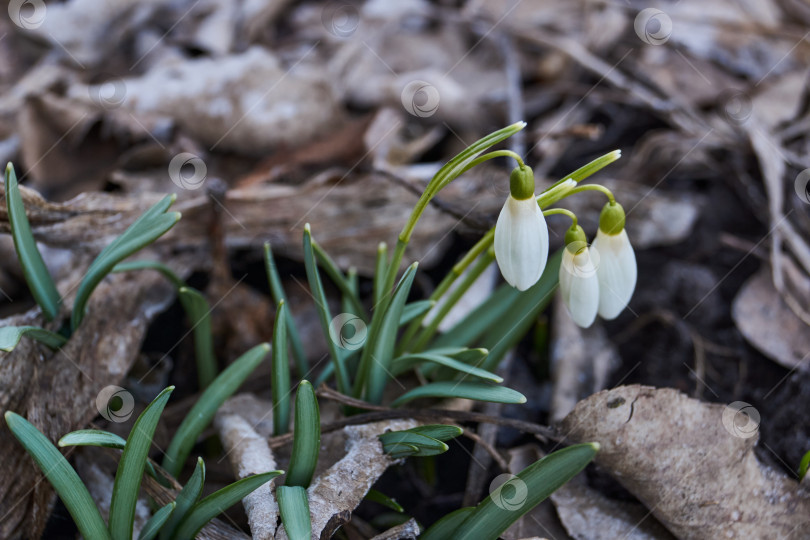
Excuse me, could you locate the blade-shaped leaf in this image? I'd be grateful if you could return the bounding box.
[373,242,387,307]
[303,225,350,394]
[172,471,282,539]
[161,457,205,540]
[364,263,418,404]
[312,241,367,322]
[72,195,179,330]
[277,485,311,540]
[420,507,475,540]
[272,301,291,435]
[404,424,463,442]
[450,443,599,539]
[112,260,185,289]
[0,325,67,352]
[364,489,404,513]
[163,343,269,477]
[379,431,448,453]
[264,243,307,379]
[430,284,519,350]
[59,429,126,449]
[285,380,320,488]
[4,412,110,540]
[138,502,175,540]
[4,163,61,321]
[178,287,217,389]
[391,353,501,383]
[391,382,526,407]
[109,386,174,540]
[399,300,435,326]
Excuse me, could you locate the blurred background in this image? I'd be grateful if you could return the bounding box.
[1,0,809,537]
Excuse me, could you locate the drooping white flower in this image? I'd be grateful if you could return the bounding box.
[495,195,549,291]
[559,232,600,328]
[592,202,636,319]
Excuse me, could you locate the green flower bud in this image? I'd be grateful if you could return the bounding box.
[598,201,626,235]
[509,165,535,201]
[564,224,587,246]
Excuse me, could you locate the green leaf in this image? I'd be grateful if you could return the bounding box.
[449,443,599,539]
[364,263,418,404]
[364,489,404,513]
[112,260,185,289]
[163,343,269,478]
[277,485,311,540]
[272,301,291,435]
[420,507,475,540]
[404,424,463,442]
[59,429,127,449]
[264,243,307,378]
[550,149,622,189]
[161,457,205,540]
[172,471,281,539]
[4,163,61,321]
[109,386,174,540]
[379,431,448,453]
[72,195,180,330]
[391,382,526,407]
[399,300,435,326]
[479,250,560,371]
[430,284,519,350]
[312,241,367,322]
[178,287,217,389]
[285,380,320,488]
[384,443,420,459]
[4,412,110,540]
[0,325,67,352]
[799,450,810,481]
[391,353,501,383]
[138,502,175,540]
[303,225,350,394]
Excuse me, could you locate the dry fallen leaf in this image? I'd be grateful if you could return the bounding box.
[561,385,810,539]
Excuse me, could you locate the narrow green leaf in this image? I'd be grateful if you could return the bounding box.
[163,343,269,477]
[404,424,463,442]
[161,457,205,540]
[303,225,350,394]
[430,284,519,350]
[379,431,448,453]
[373,242,387,307]
[109,386,174,540]
[272,301,291,435]
[178,287,217,389]
[172,471,281,539]
[391,353,501,383]
[285,381,320,488]
[550,149,622,189]
[4,412,110,540]
[479,251,560,371]
[450,443,599,539]
[138,502,175,540]
[59,429,126,449]
[420,507,475,540]
[365,263,418,404]
[277,485,311,540]
[72,196,180,330]
[399,300,435,326]
[384,443,420,459]
[112,260,185,289]
[364,489,404,513]
[391,382,526,407]
[0,325,67,352]
[264,243,307,378]
[799,450,810,481]
[4,163,61,321]
[312,241,367,322]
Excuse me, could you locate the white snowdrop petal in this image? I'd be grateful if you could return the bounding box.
[559,247,599,328]
[593,229,637,319]
[494,195,549,291]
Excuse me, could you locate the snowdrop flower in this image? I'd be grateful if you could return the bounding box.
[559,225,600,328]
[495,165,549,291]
[592,202,636,319]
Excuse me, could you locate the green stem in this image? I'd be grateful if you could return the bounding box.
[547,149,622,190]
[542,208,578,228]
[564,184,616,203]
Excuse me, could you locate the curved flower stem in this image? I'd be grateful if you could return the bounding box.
[543,208,578,228]
[564,184,616,204]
